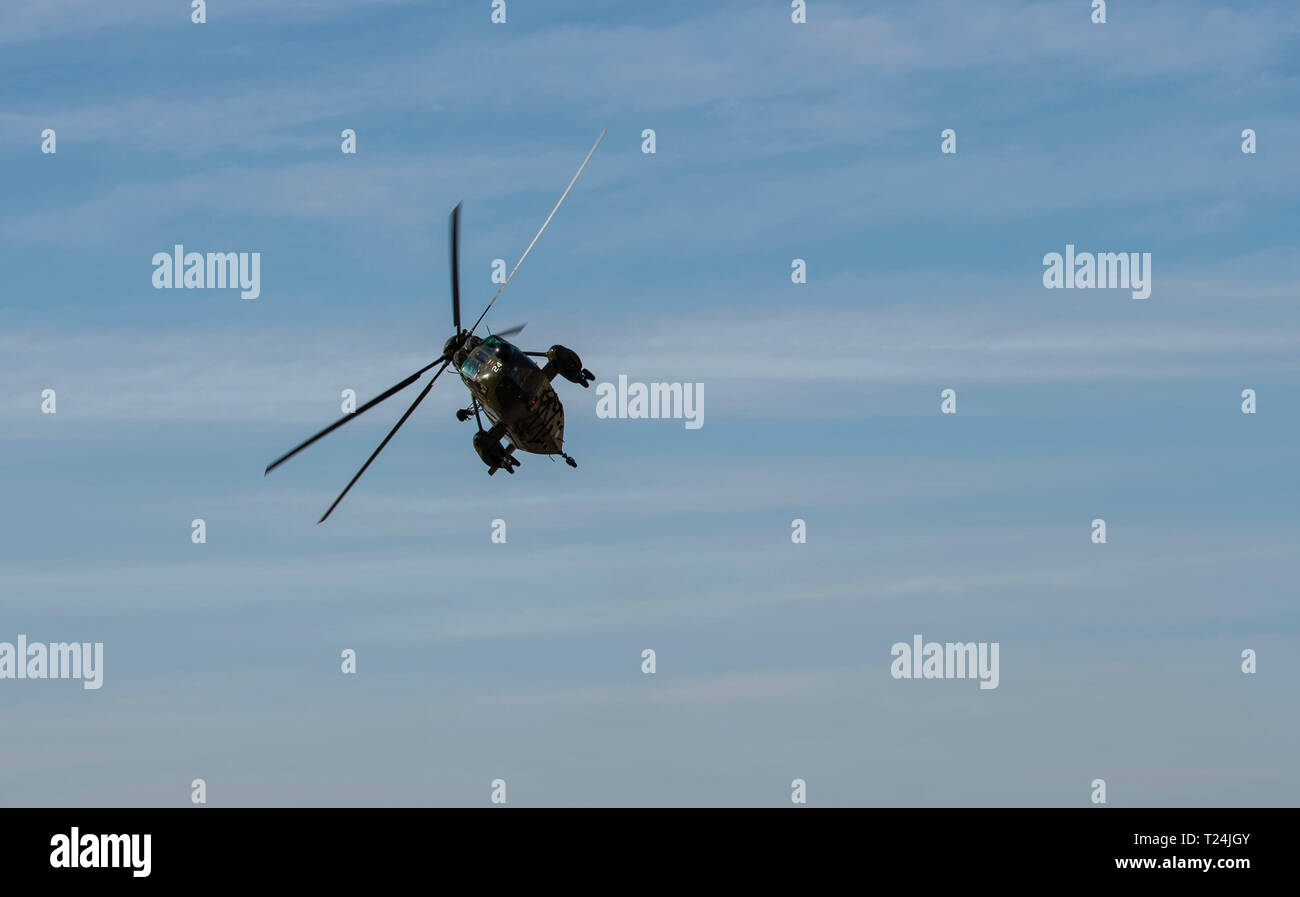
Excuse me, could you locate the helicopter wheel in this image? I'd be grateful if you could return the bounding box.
[564,454,578,468]
[455,408,471,422]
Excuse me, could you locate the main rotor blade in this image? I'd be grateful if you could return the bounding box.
[450,202,463,332]
[317,360,450,524]
[264,358,444,475]
[465,130,605,339]
[494,322,526,338]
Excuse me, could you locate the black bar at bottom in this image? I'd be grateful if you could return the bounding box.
[0,809,1279,883]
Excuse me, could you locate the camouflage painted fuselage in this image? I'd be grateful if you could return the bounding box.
[458,335,565,454]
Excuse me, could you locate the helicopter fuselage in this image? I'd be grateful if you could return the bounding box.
[457,335,565,455]
[264,132,604,519]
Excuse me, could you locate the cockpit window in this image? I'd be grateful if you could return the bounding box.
[461,335,537,394]
[460,354,482,379]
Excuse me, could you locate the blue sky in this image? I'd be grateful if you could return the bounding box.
[1,0,1298,806]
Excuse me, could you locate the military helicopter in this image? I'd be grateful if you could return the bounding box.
[265,132,605,523]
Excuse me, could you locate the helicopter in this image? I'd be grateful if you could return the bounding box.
[265,131,605,523]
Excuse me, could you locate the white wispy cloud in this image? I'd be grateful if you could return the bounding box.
[0,0,413,46]
[5,270,1298,431]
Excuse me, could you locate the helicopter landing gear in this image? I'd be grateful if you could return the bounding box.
[475,429,520,475]
[491,447,521,475]
[562,453,578,468]
[458,400,485,425]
